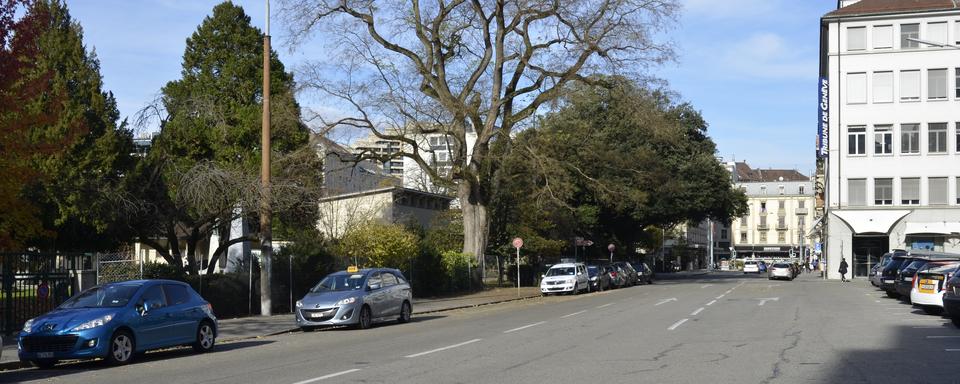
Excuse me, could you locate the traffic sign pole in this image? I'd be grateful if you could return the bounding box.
[513,238,523,297]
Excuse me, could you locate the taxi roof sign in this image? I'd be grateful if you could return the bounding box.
[346,266,359,273]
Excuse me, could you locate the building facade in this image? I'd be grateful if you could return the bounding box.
[821,0,960,280]
[729,162,816,260]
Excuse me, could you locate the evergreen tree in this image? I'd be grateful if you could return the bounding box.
[138,1,317,274]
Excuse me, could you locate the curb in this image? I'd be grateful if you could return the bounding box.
[413,294,543,315]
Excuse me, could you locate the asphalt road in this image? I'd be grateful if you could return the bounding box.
[4,272,960,384]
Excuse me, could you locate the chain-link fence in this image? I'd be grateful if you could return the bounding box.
[96,251,142,284]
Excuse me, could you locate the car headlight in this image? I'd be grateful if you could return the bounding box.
[71,314,114,331]
[567,279,576,284]
[337,297,357,306]
[295,300,303,308]
[22,318,35,333]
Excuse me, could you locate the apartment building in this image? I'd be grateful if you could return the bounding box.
[820,0,960,279]
[729,163,815,260]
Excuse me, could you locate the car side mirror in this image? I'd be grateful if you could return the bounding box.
[136,300,147,316]
[577,272,582,276]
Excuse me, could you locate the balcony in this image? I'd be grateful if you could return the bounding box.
[757,224,769,230]
[795,208,808,215]
[776,224,788,231]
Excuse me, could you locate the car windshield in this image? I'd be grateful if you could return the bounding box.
[745,261,757,265]
[311,273,366,292]
[773,263,790,268]
[904,260,927,271]
[546,267,575,277]
[587,266,598,276]
[59,284,141,309]
[924,263,960,274]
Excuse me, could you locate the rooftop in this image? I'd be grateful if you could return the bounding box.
[734,162,809,183]
[825,0,960,18]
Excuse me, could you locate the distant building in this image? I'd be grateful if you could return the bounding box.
[351,132,405,177]
[729,162,815,260]
[317,187,453,238]
[820,0,960,279]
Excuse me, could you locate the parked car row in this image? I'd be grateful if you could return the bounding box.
[540,261,652,296]
[871,250,960,324]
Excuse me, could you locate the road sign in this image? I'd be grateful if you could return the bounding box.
[608,244,615,252]
[512,238,523,248]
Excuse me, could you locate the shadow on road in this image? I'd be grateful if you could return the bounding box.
[0,340,274,383]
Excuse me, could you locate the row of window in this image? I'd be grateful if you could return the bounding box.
[752,200,807,212]
[740,214,807,228]
[739,229,805,244]
[846,21,960,52]
[846,177,960,206]
[847,123,960,156]
[845,69,960,104]
[752,185,807,195]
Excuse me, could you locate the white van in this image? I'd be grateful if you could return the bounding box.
[540,263,590,296]
[743,260,760,274]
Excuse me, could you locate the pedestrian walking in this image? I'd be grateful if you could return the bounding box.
[839,257,849,282]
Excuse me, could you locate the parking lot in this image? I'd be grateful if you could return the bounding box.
[4,271,959,384]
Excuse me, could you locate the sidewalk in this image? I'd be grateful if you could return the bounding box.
[1,286,542,368]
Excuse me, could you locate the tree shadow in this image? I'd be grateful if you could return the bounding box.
[0,340,273,383]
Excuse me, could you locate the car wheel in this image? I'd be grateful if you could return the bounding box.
[105,330,135,365]
[193,321,216,353]
[398,301,412,324]
[357,305,373,329]
[32,359,58,369]
[952,317,960,328]
[572,283,579,295]
[885,290,899,298]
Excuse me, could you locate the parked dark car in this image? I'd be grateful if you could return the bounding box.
[635,262,654,284]
[607,265,627,288]
[18,280,217,368]
[612,262,638,286]
[895,259,934,299]
[942,272,960,326]
[881,255,918,297]
[587,265,611,292]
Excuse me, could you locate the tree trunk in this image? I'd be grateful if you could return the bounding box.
[459,183,489,268]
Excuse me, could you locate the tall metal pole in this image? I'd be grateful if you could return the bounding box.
[259,0,273,316]
[708,220,714,270]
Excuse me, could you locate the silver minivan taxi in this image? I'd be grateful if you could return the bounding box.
[295,268,412,330]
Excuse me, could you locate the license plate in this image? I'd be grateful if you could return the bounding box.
[37,352,53,358]
[919,280,937,294]
[883,279,894,284]
[310,312,326,318]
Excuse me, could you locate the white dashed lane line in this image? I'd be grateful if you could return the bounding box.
[690,307,705,316]
[405,339,483,358]
[925,335,960,339]
[503,322,546,334]
[706,300,717,306]
[668,318,689,331]
[561,310,587,318]
[291,369,362,384]
[596,303,613,309]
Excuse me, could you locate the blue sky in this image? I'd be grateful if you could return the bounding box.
[65,0,837,174]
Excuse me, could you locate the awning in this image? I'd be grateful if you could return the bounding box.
[805,215,825,237]
[905,222,952,235]
[831,210,911,235]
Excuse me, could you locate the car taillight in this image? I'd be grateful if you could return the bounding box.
[912,275,918,287]
[611,272,618,278]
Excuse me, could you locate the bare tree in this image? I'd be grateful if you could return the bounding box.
[278,0,679,263]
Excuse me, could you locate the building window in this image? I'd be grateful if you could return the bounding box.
[927,22,948,45]
[847,72,867,104]
[901,23,919,49]
[873,25,893,49]
[847,26,866,51]
[760,185,767,195]
[874,125,893,154]
[799,185,805,195]
[740,232,747,242]
[928,69,947,100]
[778,185,785,195]
[778,200,785,209]
[956,21,960,45]
[901,178,920,205]
[777,232,785,243]
[900,70,920,101]
[760,201,767,213]
[720,229,727,239]
[799,199,805,208]
[956,68,960,98]
[799,216,806,228]
[901,124,920,154]
[760,216,767,227]
[929,123,947,153]
[956,178,960,204]
[957,122,960,153]
[848,126,866,155]
[759,232,767,243]
[874,178,893,205]
[848,179,867,206]
[929,177,948,205]
[873,71,894,103]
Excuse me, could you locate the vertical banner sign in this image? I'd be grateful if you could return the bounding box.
[817,77,829,157]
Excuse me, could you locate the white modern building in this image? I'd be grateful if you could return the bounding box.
[820,0,960,280]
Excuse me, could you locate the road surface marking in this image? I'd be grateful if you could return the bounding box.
[655,298,678,306]
[668,318,689,331]
[947,349,960,352]
[715,294,725,299]
[756,297,780,306]
[291,369,362,384]
[690,307,705,316]
[405,339,483,358]
[504,321,546,334]
[701,284,713,288]
[925,335,960,339]
[875,300,881,303]
[562,310,587,318]
[596,303,614,309]
[912,326,944,329]
[706,300,717,306]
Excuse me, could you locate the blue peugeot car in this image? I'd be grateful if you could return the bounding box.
[18,279,217,368]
